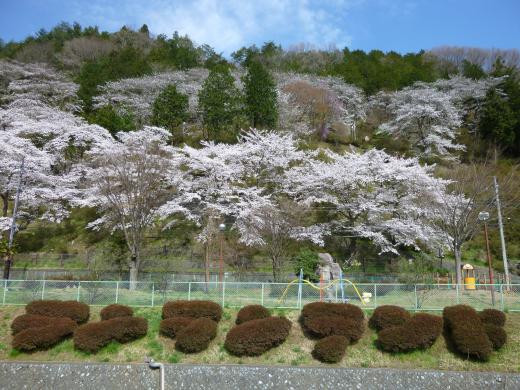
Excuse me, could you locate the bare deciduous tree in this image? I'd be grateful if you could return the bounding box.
[435,159,519,285]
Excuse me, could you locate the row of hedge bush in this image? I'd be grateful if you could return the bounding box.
[10,300,508,362]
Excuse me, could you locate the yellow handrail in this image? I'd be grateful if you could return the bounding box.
[278,278,366,305]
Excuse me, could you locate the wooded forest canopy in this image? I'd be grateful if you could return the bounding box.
[1,22,520,284]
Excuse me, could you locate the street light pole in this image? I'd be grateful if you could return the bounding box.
[478,211,495,306]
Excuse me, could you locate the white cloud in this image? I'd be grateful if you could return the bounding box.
[72,0,359,54]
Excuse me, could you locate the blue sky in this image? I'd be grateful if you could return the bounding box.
[1,0,519,55]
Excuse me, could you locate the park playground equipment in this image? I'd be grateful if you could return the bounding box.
[463,264,476,290]
[278,269,367,305]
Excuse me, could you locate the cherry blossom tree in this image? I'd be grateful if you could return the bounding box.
[375,86,464,159]
[79,126,180,288]
[0,97,113,231]
[283,148,449,257]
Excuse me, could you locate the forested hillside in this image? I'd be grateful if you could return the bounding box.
[1,22,519,283]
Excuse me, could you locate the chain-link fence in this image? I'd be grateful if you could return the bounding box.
[2,280,520,311]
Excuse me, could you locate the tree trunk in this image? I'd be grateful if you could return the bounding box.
[1,192,8,218]
[454,246,463,286]
[129,253,139,291]
[272,255,282,282]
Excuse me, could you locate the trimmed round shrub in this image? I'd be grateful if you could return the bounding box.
[301,302,364,325]
[159,317,194,339]
[175,318,217,353]
[11,314,60,335]
[484,324,507,350]
[12,317,77,352]
[450,322,493,361]
[479,309,506,327]
[110,316,148,343]
[443,304,493,361]
[236,305,271,325]
[100,304,134,321]
[312,335,349,363]
[73,322,113,353]
[73,316,148,353]
[369,305,411,331]
[225,316,292,356]
[443,305,478,329]
[162,300,222,322]
[303,315,364,342]
[26,300,90,324]
[376,313,443,353]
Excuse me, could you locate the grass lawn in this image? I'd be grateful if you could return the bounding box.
[0,306,519,372]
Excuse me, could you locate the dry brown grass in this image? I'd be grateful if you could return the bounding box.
[0,305,519,372]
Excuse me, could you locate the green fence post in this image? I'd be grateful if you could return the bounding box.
[500,284,504,311]
[414,285,418,311]
[222,281,225,307]
[77,281,81,302]
[2,280,7,305]
[374,284,377,308]
[41,279,46,300]
[151,282,155,308]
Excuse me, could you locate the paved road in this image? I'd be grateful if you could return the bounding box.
[0,362,518,389]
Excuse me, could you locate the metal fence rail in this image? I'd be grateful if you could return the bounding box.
[1,280,520,311]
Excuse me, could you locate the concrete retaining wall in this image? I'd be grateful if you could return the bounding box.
[0,362,519,389]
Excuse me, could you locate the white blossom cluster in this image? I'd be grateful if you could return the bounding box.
[0,60,80,111]
[373,76,502,159]
[93,69,211,123]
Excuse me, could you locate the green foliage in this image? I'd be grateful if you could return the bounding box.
[329,49,437,95]
[88,105,136,135]
[243,61,278,128]
[0,22,109,60]
[462,60,486,80]
[0,239,16,258]
[148,31,201,70]
[198,66,245,142]
[479,67,520,155]
[397,252,438,284]
[292,248,320,282]
[77,46,152,112]
[151,84,188,141]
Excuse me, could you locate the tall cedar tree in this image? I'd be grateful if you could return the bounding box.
[198,66,244,142]
[243,61,278,129]
[151,84,188,142]
[479,60,520,155]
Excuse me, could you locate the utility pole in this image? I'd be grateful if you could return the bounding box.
[3,158,25,280]
[479,211,495,306]
[494,176,510,286]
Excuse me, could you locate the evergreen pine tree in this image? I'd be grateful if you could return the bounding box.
[198,66,244,142]
[243,61,278,128]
